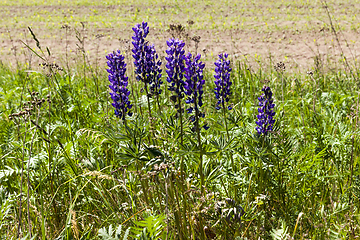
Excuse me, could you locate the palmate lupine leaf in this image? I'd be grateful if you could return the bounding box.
[131,215,166,240]
[98,224,130,240]
[203,160,224,184]
[76,128,129,146]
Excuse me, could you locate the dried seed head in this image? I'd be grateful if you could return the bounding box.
[274,62,286,72]
[191,35,201,43]
[95,33,104,39]
[61,24,70,30]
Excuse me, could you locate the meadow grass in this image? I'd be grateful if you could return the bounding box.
[0,24,359,238]
[0,1,360,239]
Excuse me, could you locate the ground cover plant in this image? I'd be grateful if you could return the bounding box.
[1,1,360,240]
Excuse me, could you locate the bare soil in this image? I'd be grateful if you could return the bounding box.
[1,2,360,73]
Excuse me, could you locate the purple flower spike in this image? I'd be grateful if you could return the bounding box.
[132,22,150,83]
[106,50,133,120]
[256,86,276,136]
[132,22,162,94]
[148,44,163,96]
[214,53,232,110]
[165,38,186,99]
[184,52,208,131]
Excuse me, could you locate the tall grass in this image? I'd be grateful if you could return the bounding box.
[0,25,359,240]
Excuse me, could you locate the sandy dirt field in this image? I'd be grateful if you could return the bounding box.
[1,0,360,72]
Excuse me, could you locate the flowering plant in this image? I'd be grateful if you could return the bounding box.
[132,22,162,97]
[165,38,186,100]
[184,53,208,131]
[256,86,275,135]
[214,53,232,110]
[106,50,132,120]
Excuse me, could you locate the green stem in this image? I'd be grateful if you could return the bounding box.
[194,99,203,194]
[144,83,155,145]
[221,101,230,141]
[178,96,184,146]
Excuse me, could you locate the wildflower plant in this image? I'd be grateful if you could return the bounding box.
[166,39,186,105]
[184,52,206,193]
[106,50,132,121]
[165,38,186,143]
[132,22,150,83]
[184,53,207,131]
[214,53,232,111]
[214,53,232,139]
[148,45,163,97]
[132,22,162,115]
[256,85,275,136]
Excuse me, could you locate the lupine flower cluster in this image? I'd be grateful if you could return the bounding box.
[214,53,232,110]
[184,53,208,131]
[106,50,132,120]
[108,21,276,138]
[132,21,162,96]
[165,38,186,100]
[132,22,149,83]
[147,45,163,96]
[256,86,275,135]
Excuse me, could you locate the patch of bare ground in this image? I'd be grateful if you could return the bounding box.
[1,1,360,73]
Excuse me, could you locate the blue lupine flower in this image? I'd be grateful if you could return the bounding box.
[106,50,133,120]
[214,53,232,110]
[132,22,150,83]
[132,22,162,95]
[165,38,186,99]
[147,44,163,96]
[184,53,208,131]
[256,86,275,135]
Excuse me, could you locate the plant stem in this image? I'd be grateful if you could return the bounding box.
[144,83,155,145]
[194,99,204,194]
[178,96,184,146]
[221,96,230,141]
[17,117,28,239]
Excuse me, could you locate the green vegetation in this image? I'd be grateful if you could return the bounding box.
[0,25,359,238]
[0,1,360,239]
